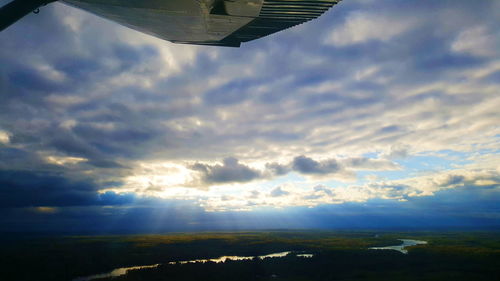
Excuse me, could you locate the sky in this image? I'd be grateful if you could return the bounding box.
[0,0,499,233]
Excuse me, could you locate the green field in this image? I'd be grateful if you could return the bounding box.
[1,231,499,281]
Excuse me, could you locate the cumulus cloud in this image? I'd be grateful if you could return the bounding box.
[292,155,340,174]
[197,166,500,211]
[265,162,290,176]
[313,185,333,196]
[190,157,261,184]
[182,155,399,187]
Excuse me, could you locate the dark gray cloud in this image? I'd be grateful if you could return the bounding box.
[292,155,341,175]
[188,154,402,186]
[313,185,333,196]
[188,155,402,186]
[265,162,290,176]
[190,157,261,184]
[0,181,498,234]
[0,170,134,208]
[444,174,466,186]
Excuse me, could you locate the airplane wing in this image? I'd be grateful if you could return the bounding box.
[1,0,342,47]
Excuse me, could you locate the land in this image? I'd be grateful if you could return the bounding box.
[0,230,499,281]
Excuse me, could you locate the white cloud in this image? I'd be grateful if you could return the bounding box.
[44,155,87,166]
[0,130,10,144]
[82,151,499,212]
[1,0,499,214]
[451,26,498,57]
[326,12,416,46]
[197,165,499,211]
[341,157,401,171]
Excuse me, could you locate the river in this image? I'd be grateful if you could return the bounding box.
[73,239,428,281]
[72,251,313,281]
[369,239,428,254]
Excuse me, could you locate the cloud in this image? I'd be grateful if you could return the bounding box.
[270,186,290,197]
[190,157,261,184]
[0,170,135,208]
[190,159,500,211]
[265,162,290,176]
[248,190,260,199]
[0,130,10,144]
[1,185,498,233]
[2,0,498,166]
[185,155,394,187]
[341,157,400,170]
[0,0,498,221]
[383,144,410,159]
[451,26,499,57]
[292,155,341,175]
[326,11,416,46]
[313,185,333,196]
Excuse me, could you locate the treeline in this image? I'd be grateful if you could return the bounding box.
[0,231,498,281]
[0,231,397,281]
[101,249,499,281]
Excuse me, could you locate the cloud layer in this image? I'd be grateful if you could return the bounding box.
[0,0,498,231]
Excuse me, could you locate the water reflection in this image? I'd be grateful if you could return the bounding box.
[171,251,294,264]
[72,264,160,281]
[72,251,312,281]
[297,253,313,258]
[369,239,428,254]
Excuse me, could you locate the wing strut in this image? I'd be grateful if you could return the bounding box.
[0,0,56,32]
